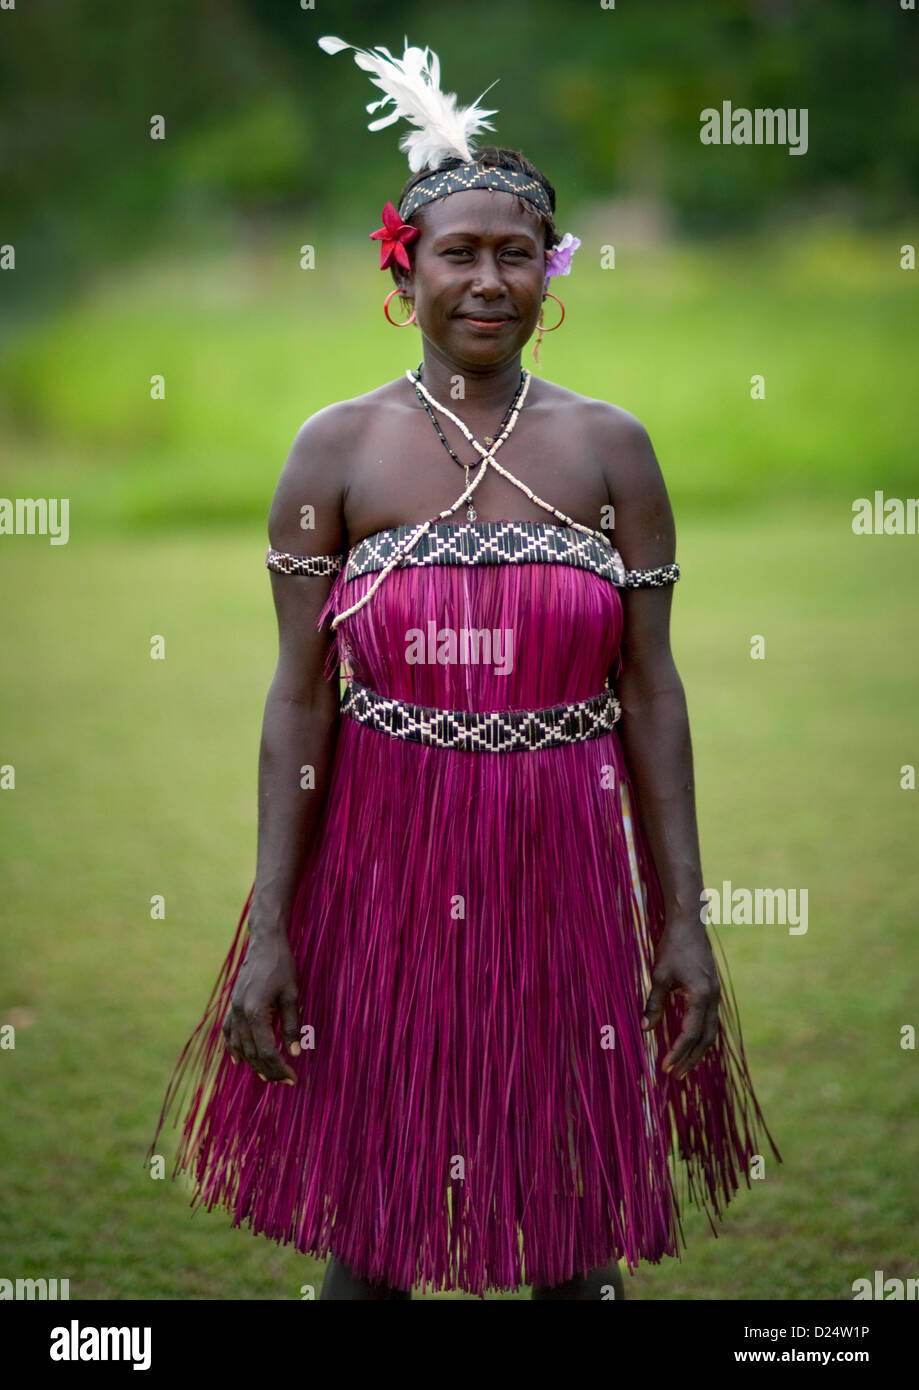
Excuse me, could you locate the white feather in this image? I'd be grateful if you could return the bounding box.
[318,34,499,173]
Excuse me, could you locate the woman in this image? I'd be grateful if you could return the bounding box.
[152,38,779,1301]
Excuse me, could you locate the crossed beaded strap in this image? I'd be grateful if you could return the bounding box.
[408,367,616,548]
[327,371,535,630]
[408,375,683,588]
[328,368,637,631]
[264,368,680,603]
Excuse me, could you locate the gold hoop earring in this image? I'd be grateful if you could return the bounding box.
[538,292,565,331]
[532,292,565,365]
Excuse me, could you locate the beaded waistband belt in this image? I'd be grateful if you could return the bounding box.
[340,679,621,752]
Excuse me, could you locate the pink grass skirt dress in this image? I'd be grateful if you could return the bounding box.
[152,520,780,1297]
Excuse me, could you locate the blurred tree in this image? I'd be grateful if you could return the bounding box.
[1,0,915,322]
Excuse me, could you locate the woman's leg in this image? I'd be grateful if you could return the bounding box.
[320,1254,412,1301]
[531,1260,626,1301]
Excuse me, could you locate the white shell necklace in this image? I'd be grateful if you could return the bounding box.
[330,364,610,630]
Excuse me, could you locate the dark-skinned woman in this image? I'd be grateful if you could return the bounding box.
[151,35,780,1302]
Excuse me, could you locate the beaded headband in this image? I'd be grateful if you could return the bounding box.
[397,164,553,224]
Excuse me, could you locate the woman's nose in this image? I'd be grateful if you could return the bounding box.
[471,264,505,293]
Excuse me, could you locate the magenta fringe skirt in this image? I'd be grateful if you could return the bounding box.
[152,558,780,1296]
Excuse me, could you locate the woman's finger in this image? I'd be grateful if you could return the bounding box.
[249,1010,297,1082]
[222,1013,242,1065]
[642,979,669,1031]
[671,1005,719,1077]
[661,999,706,1074]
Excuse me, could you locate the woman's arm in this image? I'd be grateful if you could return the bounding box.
[598,407,721,1080]
[222,409,349,1083]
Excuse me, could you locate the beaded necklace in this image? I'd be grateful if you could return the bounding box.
[407,367,614,545]
[411,360,527,522]
[331,369,530,629]
[330,363,613,631]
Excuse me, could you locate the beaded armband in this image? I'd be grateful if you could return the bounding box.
[265,547,344,576]
[622,562,680,588]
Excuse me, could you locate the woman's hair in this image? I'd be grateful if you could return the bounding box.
[390,145,560,297]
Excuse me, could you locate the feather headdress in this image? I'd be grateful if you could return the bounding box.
[318,34,499,173]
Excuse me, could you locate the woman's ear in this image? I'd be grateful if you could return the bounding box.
[391,269,414,302]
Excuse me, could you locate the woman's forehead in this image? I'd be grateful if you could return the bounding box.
[415,188,543,237]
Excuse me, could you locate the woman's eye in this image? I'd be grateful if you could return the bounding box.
[444,248,528,258]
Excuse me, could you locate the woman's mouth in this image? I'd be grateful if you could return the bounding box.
[460,315,514,330]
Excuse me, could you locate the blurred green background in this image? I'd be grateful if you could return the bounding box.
[1,0,917,1300]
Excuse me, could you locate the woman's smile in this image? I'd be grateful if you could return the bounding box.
[459,314,515,330]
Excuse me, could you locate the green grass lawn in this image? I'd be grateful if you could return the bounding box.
[0,222,915,531]
[1,504,916,1299]
[1,224,916,1297]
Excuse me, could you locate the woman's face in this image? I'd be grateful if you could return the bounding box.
[394,188,548,365]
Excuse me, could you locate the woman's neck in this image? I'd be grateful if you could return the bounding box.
[415,350,528,419]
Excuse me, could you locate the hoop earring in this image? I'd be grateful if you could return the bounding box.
[532,292,564,366]
[384,287,416,327]
[538,292,565,331]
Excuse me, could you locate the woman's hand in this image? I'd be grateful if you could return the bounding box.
[641,921,721,1079]
[222,930,300,1083]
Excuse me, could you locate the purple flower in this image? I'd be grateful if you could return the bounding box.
[544,232,581,284]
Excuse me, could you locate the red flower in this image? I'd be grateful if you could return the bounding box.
[369,200,420,271]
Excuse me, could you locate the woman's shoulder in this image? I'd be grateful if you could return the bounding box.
[532,379,653,464]
[544,378,648,432]
[294,377,653,473]
[285,382,400,464]
[307,376,646,428]
[295,381,397,431]
[533,384,673,562]
[293,379,412,447]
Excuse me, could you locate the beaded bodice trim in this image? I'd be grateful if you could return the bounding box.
[342,521,629,584]
[265,521,680,590]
